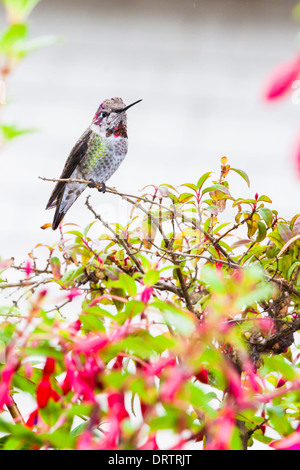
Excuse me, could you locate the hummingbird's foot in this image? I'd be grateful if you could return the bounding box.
[88,179,106,193]
[88,178,97,189]
[99,182,106,193]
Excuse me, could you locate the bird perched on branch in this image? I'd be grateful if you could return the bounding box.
[46,97,142,230]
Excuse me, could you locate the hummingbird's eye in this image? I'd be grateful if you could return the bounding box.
[101,111,108,118]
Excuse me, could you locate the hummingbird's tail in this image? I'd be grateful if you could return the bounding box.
[46,181,87,230]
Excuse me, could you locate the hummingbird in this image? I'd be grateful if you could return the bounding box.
[46,97,142,230]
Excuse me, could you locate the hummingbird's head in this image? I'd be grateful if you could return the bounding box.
[92,97,142,136]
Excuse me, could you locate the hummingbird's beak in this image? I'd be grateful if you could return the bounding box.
[117,99,142,113]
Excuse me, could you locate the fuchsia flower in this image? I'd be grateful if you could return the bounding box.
[139,433,159,450]
[276,377,286,388]
[263,55,300,101]
[224,364,248,406]
[195,367,209,385]
[67,319,81,335]
[25,408,39,428]
[76,430,96,450]
[107,391,129,422]
[60,355,98,402]
[66,288,82,301]
[74,334,109,354]
[36,357,59,409]
[144,356,176,377]
[36,376,52,409]
[0,362,17,410]
[160,368,191,401]
[141,286,153,304]
[90,391,129,449]
[205,407,236,450]
[25,260,33,277]
[270,431,300,450]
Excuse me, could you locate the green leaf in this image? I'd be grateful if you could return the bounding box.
[268,231,285,249]
[202,184,230,196]
[262,356,295,381]
[234,282,272,309]
[258,207,273,228]
[0,124,35,141]
[267,406,294,436]
[0,23,27,55]
[230,168,250,187]
[197,171,212,190]
[232,198,257,207]
[184,382,217,417]
[200,265,226,294]
[70,422,88,437]
[79,313,105,333]
[287,261,300,281]
[255,221,267,242]
[277,223,293,243]
[151,299,195,335]
[119,274,137,297]
[144,269,160,286]
[257,195,272,203]
[178,192,194,203]
[180,183,198,192]
[14,34,59,58]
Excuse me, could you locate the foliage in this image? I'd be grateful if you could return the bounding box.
[0,158,300,450]
[0,0,57,146]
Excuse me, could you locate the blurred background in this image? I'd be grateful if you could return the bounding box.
[0,0,300,260]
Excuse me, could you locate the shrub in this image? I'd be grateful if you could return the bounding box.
[1,157,300,450]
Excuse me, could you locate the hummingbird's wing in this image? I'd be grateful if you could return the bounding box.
[46,128,92,210]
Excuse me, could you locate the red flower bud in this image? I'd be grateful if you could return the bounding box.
[37,376,52,408]
[195,367,209,384]
[43,357,55,377]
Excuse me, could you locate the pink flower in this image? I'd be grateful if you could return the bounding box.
[160,368,190,401]
[60,355,97,402]
[141,286,153,304]
[76,430,96,450]
[74,334,109,354]
[96,391,129,448]
[144,357,176,377]
[60,369,72,396]
[67,319,81,335]
[66,288,82,301]
[139,433,159,450]
[25,260,33,277]
[107,392,128,421]
[0,362,16,410]
[25,408,39,428]
[243,359,261,393]
[263,55,300,100]
[205,407,236,450]
[270,432,300,450]
[0,382,10,409]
